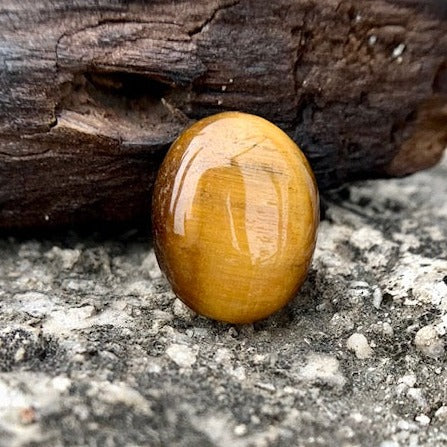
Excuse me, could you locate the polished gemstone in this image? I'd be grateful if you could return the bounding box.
[152,112,319,323]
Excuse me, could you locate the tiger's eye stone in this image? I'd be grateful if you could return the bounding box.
[152,112,319,324]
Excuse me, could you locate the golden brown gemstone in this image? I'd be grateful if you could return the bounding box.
[152,112,319,324]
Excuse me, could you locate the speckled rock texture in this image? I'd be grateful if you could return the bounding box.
[0,156,446,447]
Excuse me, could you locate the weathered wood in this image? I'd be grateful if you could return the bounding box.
[0,0,446,229]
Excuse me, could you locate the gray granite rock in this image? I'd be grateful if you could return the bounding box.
[0,156,446,447]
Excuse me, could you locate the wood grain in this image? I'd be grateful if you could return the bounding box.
[0,0,446,229]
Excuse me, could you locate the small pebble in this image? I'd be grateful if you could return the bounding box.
[434,406,447,421]
[398,374,417,388]
[414,325,444,358]
[415,414,430,426]
[214,348,232,364]
[406,388,426,407]
[373,287,383,309]
[397,420,417,432]
[234,424,247,436]
[230,366,246,381]
[255,382,276,392]
[52,376,72,393]
[347,333,373,359]
[166,344,197,368]
[172,300,196,321]
[382,322,394,337]
[14,347,26,362]
[299,354,346,388]
[348,412,364,423]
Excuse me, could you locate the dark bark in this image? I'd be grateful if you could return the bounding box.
[0,0,446,229]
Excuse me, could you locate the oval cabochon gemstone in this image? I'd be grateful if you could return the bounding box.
[152,112,319,324]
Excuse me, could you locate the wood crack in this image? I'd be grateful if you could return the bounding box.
[188,0,241,36]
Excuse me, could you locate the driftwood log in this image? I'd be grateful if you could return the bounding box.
[0,0,446,230]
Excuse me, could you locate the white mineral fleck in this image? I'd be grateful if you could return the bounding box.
[398,374,416,388]
[415,414,430,426]
[166,344,197,368]
[14,347,26,362]
[234,424,247,436]
[392,43,406,58]
[350,227,384,250]
[51,376,72,393]
[214,348,232,364]
[299,354,346,388]
[380,441,399,447]
[368,35,377,46]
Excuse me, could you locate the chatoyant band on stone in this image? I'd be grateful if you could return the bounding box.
[152,112,319,324]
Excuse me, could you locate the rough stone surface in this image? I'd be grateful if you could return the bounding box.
[0,155,446,447]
